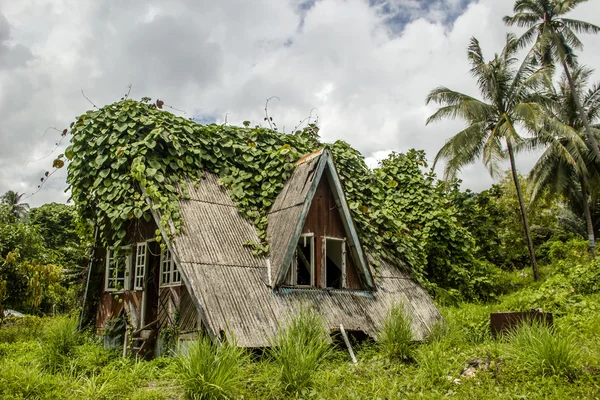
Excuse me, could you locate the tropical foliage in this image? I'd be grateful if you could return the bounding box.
[504,0,600,160]
[426,34,545,280]
[0,201,87,314]
[0,191,29,220]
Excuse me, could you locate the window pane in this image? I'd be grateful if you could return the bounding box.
[134,243,146,290]
[161,249,172,286]
[295,236,313,286]
[172,261,181,284]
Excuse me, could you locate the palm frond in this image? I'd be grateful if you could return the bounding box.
[433,122,488,180]
[561,18,600,35]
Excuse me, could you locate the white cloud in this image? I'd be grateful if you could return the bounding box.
[0,0,599,207]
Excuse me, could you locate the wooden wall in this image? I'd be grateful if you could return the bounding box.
[301,176,362,289]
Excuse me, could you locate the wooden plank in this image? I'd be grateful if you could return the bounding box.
[340,324,358,365]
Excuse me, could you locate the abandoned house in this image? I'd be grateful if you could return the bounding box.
[86,148,441,356]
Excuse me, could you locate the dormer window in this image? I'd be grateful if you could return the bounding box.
[289,234,315,287]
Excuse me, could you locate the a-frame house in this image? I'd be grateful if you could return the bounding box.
[90,148,441,354]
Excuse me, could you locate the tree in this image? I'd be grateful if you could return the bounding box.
[0,191,30,220]
[527,66,600,255]
[504,0,600,160]
[426,34,546,281]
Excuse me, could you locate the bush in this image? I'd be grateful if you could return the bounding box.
[507,321,581,379]
[39,316,82,372]
[378,302,414,361]
[174,334,247,400]
[0,315,44,343]
[269,308,332,394]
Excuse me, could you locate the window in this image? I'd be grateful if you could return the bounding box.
[324,237,346,289]
[160,248,181,286]
[290,234,315,286]
[134,242,147,291]
[105,248,131,291]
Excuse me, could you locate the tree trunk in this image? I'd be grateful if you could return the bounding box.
[506,139,540,281]
[563,63,600,161]
[580,177,596,258]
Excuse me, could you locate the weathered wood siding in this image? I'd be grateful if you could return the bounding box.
[96,220,161,331]
[302,177,362,289]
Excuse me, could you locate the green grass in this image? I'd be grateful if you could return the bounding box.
[506,321,581,379]
[268,307,332,394]
[39,316,82,372]
[1,266,600,399]
[378,301,415,360]
[173,334,248,400]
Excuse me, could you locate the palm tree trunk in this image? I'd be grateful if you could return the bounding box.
[506,139,540,281]
[580,177,596,258]
[563,63,600,161]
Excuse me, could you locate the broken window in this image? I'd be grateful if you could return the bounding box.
[106,248,131,291]
[134,242,147,291]
[290,234,315,286]
[324,237,346,289]
[160,248,181,286]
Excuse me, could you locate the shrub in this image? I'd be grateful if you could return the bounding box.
[378,302,414,361]
[0,315,44,343]
[174,334,247,400]
[39,316,82,372]
[507,321,581,379]
[269,308,332,394]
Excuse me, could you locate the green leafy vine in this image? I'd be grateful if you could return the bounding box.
[58,98,488,297]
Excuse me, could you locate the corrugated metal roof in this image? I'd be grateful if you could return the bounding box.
[181,173,233,206]
[166,161,441,348]
[178,257,441,347]
[172,177,264,268]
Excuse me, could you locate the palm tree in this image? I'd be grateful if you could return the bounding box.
[527,66,600,255]
[426,34,546,281]
[1,191,30,220]
[504,0,600,160]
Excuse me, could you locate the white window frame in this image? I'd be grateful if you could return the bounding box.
[160,248,181,287]
[290,233,315,287]
[322,237,347,289]
[105,246,132,292]
[134,242,147,291]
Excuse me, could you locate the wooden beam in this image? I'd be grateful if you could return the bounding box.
[340,324,357,365]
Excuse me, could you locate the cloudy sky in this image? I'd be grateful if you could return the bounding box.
[1,0,599,207]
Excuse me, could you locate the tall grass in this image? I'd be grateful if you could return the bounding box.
[269,308,332,394]
[507,321,581,379]
[38,316,82,372]
[174,334,247,400]
[378,301,414,360]
[415,340,452,385]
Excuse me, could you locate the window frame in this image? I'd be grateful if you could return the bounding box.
[160,248,181,287]
[322,236,347,289]
[290,233,315,287]
[105,246,132,292]
[133,242,147,291]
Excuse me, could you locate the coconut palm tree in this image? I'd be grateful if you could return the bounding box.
[1,190,30,220]
[527,66,600,255]
[504,0,600,160]
[426,34,547,281]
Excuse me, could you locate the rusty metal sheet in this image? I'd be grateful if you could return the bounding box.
[490,311,553,337]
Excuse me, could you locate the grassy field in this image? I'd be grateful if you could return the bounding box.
[1,267,599,399]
